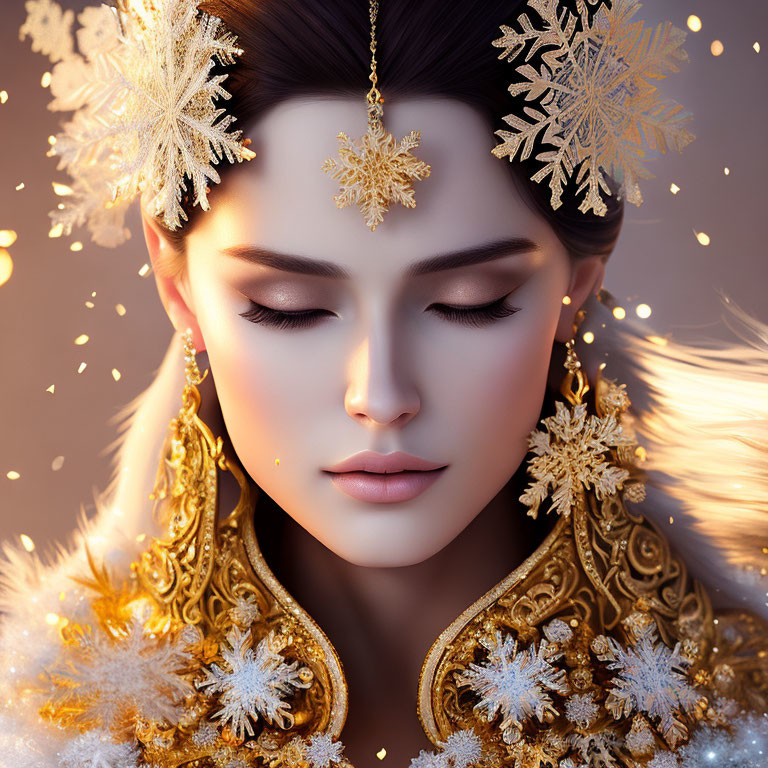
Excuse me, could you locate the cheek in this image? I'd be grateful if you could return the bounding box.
[193,285,342,503]
[435,295,562,480]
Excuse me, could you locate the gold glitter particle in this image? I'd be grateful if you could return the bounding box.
[70,241,83,252]
[562,295,572,305]
[45,613,60,626]
[51,456,65,471]
[41,71,52,87]
[669,516,675,524]
[636,303,652,319]
[670,183,680,195]
[754,42,761,53]
[52,182,73,196]
[275,458,280,466]
[0,249,12,288]
[48,222,64,238]
[85,301,94,308]
[47,135,56,145]
[636,446,648,462]
[376,748,387,760]
[15,182,24,191]
[115,303,126,316]
[138,263,150,277]
[724,167,730,176]
[74,334,89,345]
[6,471,20,480]
[0,91,7,104]
[696,231,711,246]
[77,362,87,374]
[687,15,702,32]
[111,368,121,381]
[91,291,96,297]
[583,331,595,344]
[46,384,55,394]
[20,534,35,552]
[710,40,724,56]
[612,307,626,320]
[137,533,147,543]
[0,230,18,248]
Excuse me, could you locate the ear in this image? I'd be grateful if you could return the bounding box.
[141,206,206,352]
[554,255,606,343]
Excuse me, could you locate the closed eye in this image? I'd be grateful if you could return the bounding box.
[239,293,521,330]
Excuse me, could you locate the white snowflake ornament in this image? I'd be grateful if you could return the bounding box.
[305,732,346,768]
[48,617,192,731]
[58,728,140,768]
[565,692,600,729]
[592,620,702,747]
[456,631,569,742]
[440,728,483,768]
[407,729,482,768]
[198,627,311,739]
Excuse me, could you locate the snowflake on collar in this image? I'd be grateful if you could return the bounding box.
[456,631,569,743]
[197,627,312,740]
[591,618,703,747]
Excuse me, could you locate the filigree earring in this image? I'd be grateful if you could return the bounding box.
[322,0,432,231]
[518,333,646,521]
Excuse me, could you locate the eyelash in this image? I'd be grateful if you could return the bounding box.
[239,294,521,330]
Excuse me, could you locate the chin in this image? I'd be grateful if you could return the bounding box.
[324,533,450,569]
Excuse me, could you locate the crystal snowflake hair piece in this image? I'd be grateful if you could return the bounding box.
[491,0,694,216]
[19,0,256,247]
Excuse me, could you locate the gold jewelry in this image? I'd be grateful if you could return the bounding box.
[39,328,350,767]
[322,0,432,231]
[491,0,695,217]
[23,328,768,767]
[19,0,255,247]
[416,332,768,766]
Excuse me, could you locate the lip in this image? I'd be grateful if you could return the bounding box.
[323,450,447,474]
[325,467,447,503]
[322,451,449,504]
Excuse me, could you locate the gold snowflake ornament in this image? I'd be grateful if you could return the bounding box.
[322,102,432,232]
[491,0,694,216]
[520,399,634,518]
[20,0,256,247]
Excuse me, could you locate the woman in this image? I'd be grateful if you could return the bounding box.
[3,0,768,766]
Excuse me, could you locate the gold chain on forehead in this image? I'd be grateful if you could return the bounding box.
[321,0,432,231]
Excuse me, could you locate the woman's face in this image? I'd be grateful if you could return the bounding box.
[149,97,600,567]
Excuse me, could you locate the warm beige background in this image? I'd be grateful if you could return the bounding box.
[1,0,766,554]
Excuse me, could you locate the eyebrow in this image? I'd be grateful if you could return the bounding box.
[220,237,539,279]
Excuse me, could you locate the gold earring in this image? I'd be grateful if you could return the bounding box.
[132,328,349,761]
[141,327,229,625]
[322,0,432,231]
[518,329,646,521]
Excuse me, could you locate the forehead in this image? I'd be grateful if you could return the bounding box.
[190,97,559,274]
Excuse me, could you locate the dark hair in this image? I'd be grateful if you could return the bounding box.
[157,0,623,275]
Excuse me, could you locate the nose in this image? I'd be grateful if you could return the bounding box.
[344,325,421,428]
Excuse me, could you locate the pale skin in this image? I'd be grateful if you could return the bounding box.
[142,97,605,766]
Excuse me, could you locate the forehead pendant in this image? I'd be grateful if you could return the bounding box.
[322,0,432,231]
